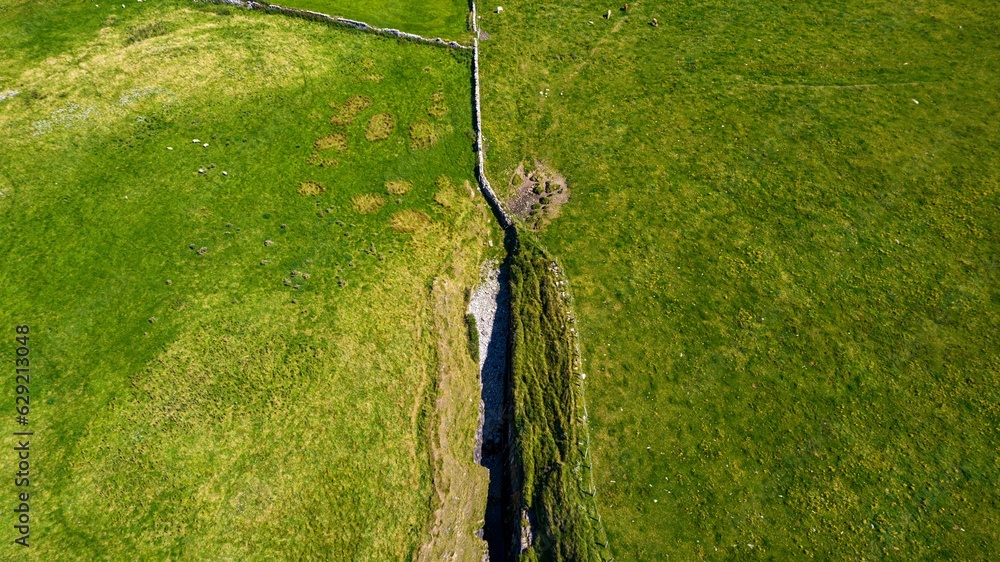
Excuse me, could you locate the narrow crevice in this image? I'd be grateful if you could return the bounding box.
[470,229,519,561]
[470,261,510,561]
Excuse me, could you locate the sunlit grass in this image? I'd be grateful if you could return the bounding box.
[0,1,492,558]
[481,0,1000,558]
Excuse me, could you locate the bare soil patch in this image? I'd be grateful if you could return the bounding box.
[507,162,569,230]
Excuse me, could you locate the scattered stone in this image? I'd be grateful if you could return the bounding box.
[167,146,173,150]
[193,139,200,143]
[280,223,287,229]
[651,18,658,27]
[260,260,269,265]
[605,9,611,18]
[290,270,299,278]
[148,317,156,323]
[189,244,196,250]
[208,163,216,169]
[197,247,208,255]
[293,284,301,290]
[198,168,206,174]
[283,278,292,286]
[291,299,297,304]
[264,239,274,247]
[338,279,347,287]
[222,171,228,176]
[302,273,310,280]
[166,279,172,285]
[203,143,209,148]
[496,6,503,13]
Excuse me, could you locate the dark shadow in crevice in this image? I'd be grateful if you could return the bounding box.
[479,255,513,562]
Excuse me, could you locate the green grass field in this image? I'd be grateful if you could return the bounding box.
[274,0,471,39]
[0,1,496,558]
[481,0,1000,558]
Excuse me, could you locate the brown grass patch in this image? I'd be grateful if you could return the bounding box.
[366,113,395,142]
[409,120,438,150]
[390,210,432,233]
[298,180,326,197]
[436,175,455,189]
[385,179,413,196]
[330,94,372,126]
[314,132,347,152]
[352,193,386,214]
[428,90,448,119]
[307,153,338,167]
[434,175,457,208]
[361,74,384,83]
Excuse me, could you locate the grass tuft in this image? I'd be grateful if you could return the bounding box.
[464,312,479,363]
[124,21,169,45]
[428,90,448,119]
[390,209,432,233]
[298,180,326,196]
[314,132,348,152]
[330,94,372,126]
[307,152,338,167]
[409,119,438,150]
[365,113,395,141]
[352,193,386,214]
[385,179,413,195]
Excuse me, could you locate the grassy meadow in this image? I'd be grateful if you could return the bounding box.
[273,0,472,39]
[480,0,1000,559]
[0,1,496,558]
